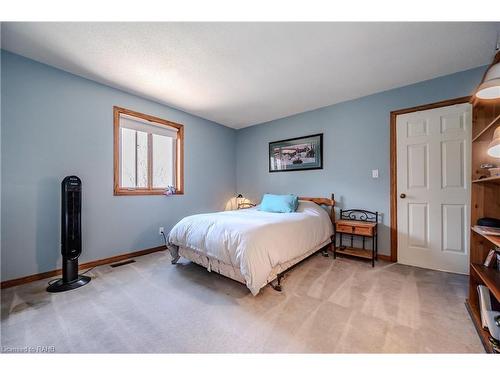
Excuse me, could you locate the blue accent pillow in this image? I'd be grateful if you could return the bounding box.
[259,194,299,213]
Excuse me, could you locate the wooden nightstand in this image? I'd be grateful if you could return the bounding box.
[333,209,378,267]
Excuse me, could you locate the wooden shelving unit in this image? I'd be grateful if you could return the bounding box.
[468,92,500,354]
[471,226,500,248]
[465,297,496,353]
[472,175,500,185]
[472,263,500,301]
[472,113,500,142]
[466,261,500,353]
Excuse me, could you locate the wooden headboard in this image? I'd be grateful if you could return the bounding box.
[299,194,336,224]
[299,195,335,207]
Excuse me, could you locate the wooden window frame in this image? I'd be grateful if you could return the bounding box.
[113,106,184,196]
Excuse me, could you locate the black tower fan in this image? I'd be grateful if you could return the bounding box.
[47,176,91,292]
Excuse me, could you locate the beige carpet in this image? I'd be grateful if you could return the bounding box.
[0,250,483,353]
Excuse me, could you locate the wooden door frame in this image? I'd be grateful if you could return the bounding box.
[389,96,471,262]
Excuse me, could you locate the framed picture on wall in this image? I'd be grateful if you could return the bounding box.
[269,133,323,172]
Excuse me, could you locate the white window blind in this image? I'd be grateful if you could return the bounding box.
[119,113,178,190]
[119,114,178,138]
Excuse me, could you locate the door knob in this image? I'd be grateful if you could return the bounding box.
[400,193,406,199]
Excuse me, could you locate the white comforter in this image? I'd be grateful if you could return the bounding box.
[167,200,333,295]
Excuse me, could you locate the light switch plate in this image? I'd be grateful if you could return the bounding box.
[372,169,379,179]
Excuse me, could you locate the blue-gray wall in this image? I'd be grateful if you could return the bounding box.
[1,51,236,281]
[0,48,487,281]
[236,67,486,256]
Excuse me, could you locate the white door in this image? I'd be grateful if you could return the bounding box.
[397,103,471,274]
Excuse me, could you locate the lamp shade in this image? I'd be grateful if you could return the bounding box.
[476,52,500,100]
[488,126,500,158]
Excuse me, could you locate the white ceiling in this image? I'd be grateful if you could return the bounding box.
[2,22,499,128]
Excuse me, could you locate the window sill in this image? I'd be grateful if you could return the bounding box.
[114,188,184,196]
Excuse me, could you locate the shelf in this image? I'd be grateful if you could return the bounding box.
[471,263,500,302]
[465,300,497,353]
[472,113,500,142]
[471,226,500,248]
[335,246,373,260]
[472,175,500,185]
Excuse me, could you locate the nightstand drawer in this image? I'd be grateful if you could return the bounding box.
[336,223,374,236]
[354,226,373,236]
[336,224,354,234]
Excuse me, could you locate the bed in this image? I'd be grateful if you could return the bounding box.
[167,195,335,295]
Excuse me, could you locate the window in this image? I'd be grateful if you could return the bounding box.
[113,106,184,195]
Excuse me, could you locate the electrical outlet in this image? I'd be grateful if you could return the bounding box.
[159,227,164,235]
[372,169,379,179]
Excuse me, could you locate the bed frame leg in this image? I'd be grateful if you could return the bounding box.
[168,247,180,264]
[271,274,283,292]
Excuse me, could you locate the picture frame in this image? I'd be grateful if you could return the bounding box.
[269,133,323,172]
